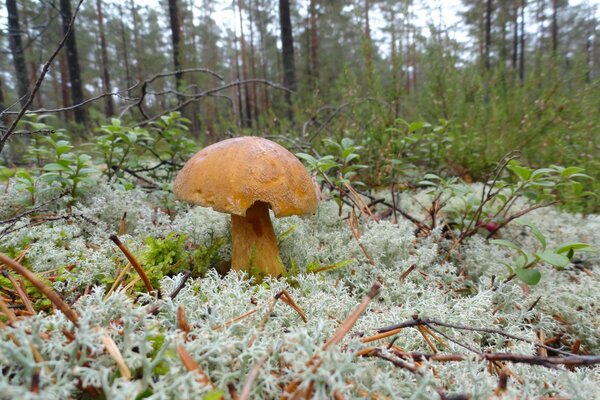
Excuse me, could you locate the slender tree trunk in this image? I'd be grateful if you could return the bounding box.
[256,0,271,115]
[96,0,114,116]
[60,0,87,125]
[309,0,319,89]
[237,0,252,127]
[519,0,526,81]
[389,8,400,116]
[118,5,132,97]
[512,1,519,70]
[168,0,184,90]
[129,0,144,83]
[0,77,7,123]
[405,25,411,95]
[6,0,30,108]
[484,0,493,70]
[59,51,70,120]
[249,0,259,126]
[232,0,244,128]
[363,0,375,89]
[551,0,558,58]
[279,0,296,121]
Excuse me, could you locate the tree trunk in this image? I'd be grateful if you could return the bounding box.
[129,0,144,83]
[59,0,87,125]
[512,0,519,70]
[238,0,253,127]
[519,0,526,81]
[168,0,184,90]
[551,0,558,57]
[279,0,296,121]
[249,0,259,126]
[484,0,493,70]
[389,7,400,116]
[96,0,114,116]
[309,0,319,89]
[118,4,132,97]
[59,51,70,121]
[6,0,30,108]
[232,0,244,128]
[363,0,375,90]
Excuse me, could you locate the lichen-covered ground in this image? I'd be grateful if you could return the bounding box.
[0,184,599,399]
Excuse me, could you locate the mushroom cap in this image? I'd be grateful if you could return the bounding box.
[173,136,318,217]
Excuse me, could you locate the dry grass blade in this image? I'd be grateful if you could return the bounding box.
[176,345,214,387]
[1,270,35,315]
[104,262,132,300]
[0,293,17,324]
[239,351,272,400]
[360,327,403,343]
[284,282,382,399]
[212,307,259,331]
[0,252,79,325]
[109,235,155,296]
[177,304,192,334]
[323,282,381,350]
[101,334,131,380]
[279,290,307,323]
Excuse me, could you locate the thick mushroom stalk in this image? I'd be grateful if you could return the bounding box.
[231,201,283,276]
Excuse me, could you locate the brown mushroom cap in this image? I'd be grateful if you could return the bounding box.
[173,136,318,217]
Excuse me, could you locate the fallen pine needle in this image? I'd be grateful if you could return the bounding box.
[101,334,131,380]
[239,350,272,400]
[109,235,155,296]
[176,345,213,387]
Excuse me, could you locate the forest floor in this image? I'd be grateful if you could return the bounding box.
[0,183,599,399]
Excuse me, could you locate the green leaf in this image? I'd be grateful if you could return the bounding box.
[202,390,225,400]
[508,162,531,181]
[536,251,570,268]
[555,242,595,254]
[490,239,523,252]
[559,166,584,178]
[515,267,542,285]
[43,163,70,172]
[515,220,547,250]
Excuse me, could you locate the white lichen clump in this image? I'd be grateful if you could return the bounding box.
[0,182,599,399]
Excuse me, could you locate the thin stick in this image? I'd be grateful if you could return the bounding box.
[0,252,78,325]
[101,334,131,380]
[0,295,17,324]
[104,262,132,300]
[239,351,272,400]
[1,270,35,315]
[360,327,403,343]
[176,345,213,387]
[323,282,381,350]
[109,235,155,296]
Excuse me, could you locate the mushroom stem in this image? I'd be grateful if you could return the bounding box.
[231,201,284,276]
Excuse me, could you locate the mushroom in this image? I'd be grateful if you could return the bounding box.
[173,136,318,276]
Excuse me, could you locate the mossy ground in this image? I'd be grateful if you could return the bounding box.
[0,183,599,399]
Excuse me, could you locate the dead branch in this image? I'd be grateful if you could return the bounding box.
[377,316,576,357]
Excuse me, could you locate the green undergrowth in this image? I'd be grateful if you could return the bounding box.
[0,178,599,399]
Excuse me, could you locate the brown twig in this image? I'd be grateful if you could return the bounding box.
[176,345,215,388]
[109,235,156,297]
[239,350,272,400]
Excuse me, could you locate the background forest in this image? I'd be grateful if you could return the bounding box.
[1,0,599,211]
